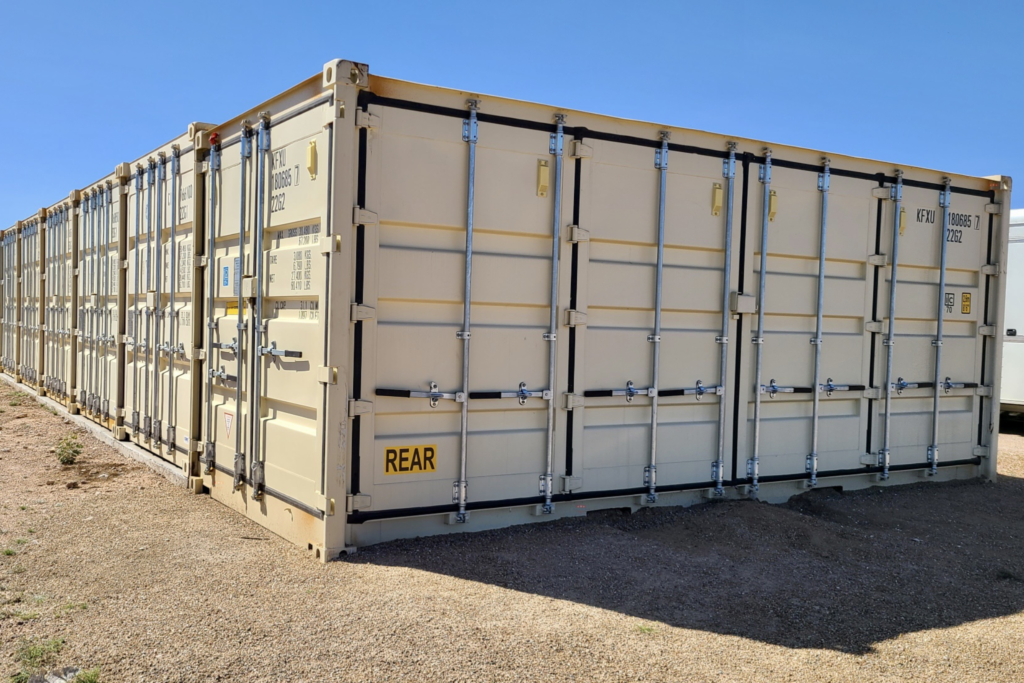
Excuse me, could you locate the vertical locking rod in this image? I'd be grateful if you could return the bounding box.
[928,179,952,475]
[45,214,52,391]
[807,159,831,487]
[166,148,180,445]
[249,115,270,500]
[541,114,566,513]
[749,149,773,493]
[879,170,904,479]
[645,131,670,503]
[143,160,155,437]
[203,144,221,473]
[713,143,737,495]
[152,154,166,442]
[454,100,479,523]
[89,191,99,408]
[132,169,142,429]
[101,183,112,418]
[234,127,251,486]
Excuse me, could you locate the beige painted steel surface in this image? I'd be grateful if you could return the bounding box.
[76,172,126,430]
[16,215,44,389]
[1,225,19,379]
[122,136,198,469]
[0,59,1010,557]
[41,195,77,407]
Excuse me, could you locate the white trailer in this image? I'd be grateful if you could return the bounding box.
[1001,209,1024,414]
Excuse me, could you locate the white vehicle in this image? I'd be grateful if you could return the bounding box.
[1002,209,1024,414]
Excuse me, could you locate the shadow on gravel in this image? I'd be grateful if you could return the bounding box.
[351,475,1024,654]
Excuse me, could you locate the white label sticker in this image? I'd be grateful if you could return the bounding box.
[224,411,233,435]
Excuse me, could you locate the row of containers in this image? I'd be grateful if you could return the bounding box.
[1,60,1012,558]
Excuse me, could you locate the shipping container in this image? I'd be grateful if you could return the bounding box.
[8,215,45,389]
[1000,209,1024,413]
[1,225,18,378]
[122,136,204,470]
[42,195,77,408]
[75,173,126,428]
[0,59,1012,559]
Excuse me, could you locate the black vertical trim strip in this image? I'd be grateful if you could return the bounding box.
[565,153,582,478]
[351,124,368,497]
[731,154,751,482]
[979,206,994,445]
[866,176,885,454]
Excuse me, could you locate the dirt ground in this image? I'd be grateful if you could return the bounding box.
[3,382,1024,682]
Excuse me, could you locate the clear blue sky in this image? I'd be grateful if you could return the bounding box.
[2,0,1021,227]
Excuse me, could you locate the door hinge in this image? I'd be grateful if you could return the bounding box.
[320,234,341,254]
[973,446,990,458]
[198,255,209,268]
[565,309,587,327]
[976,385,993,397]
[194,348,206,360]
[348,399,372,417]
[350,304,375,322]
[121,259,129,270]
[353,207,378,227]
[570,140,593,159]
[981,263,999,276]
[346,493,372,513]
[730,292,756,314]
[863,387,882,400]
[867,254,887,267]
[979,325,995,337]
[984,203,1001,215]
[355,110,380,129]
[561,475,583,492]
[568,225,589,243]
[318,366,338,385]
[563,393,584,410]
[871,187,891,199]
[865,321,884,334]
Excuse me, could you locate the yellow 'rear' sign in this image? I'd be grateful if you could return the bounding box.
[385,445,437,475]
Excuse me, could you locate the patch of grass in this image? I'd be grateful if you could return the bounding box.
[18,506,26,511]
[55,435,83,466]
[8,397,23,407]
[73,670,102,683]
[46,407,58,416]
[635,624,656,634]
[27,529,34,534]
[10,671,30,683]
[62,602,88,612]
[2,549,15,556]
[10,565,25,574]
[16,637,63,670]
[0,609,39,621]
[15,539,27,545]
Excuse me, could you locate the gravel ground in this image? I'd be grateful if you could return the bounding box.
[3,381,1024,682]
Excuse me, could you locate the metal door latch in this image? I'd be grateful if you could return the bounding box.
[260,341,302,358]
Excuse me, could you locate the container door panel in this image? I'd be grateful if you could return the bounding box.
[577,141,740,492]
[365,105,569,511]
[746,169,876,478]
[881,186,991,467]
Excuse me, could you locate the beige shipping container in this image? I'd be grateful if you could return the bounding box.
[42,195,77,408]
[75,173,126,427]
[182,59,1009,557]
[15,215,44,389]
[1,225,19,379]
[2,58,1010,559]
[121,135,204,471]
